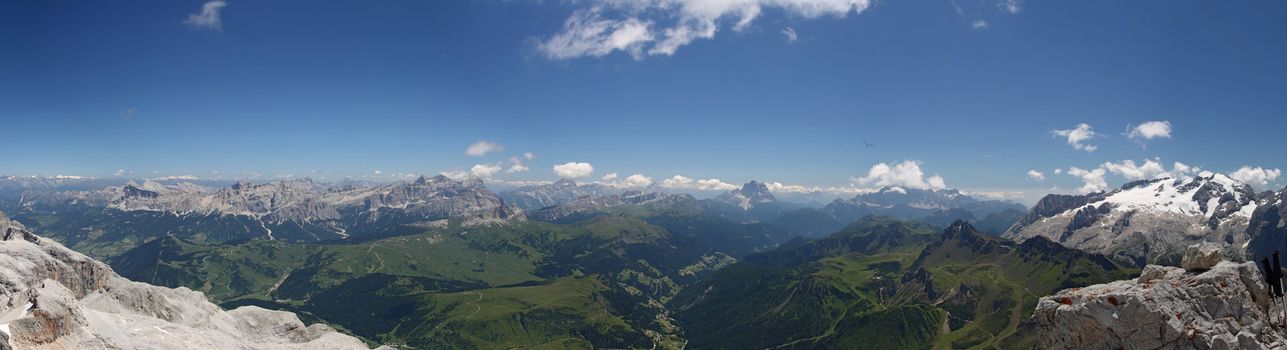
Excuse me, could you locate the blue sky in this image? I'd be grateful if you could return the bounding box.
[2,0,1286,203]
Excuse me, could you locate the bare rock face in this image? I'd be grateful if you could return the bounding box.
[0,212,380,350]
[1182,243,1225,272]
[1032,259,1286,349]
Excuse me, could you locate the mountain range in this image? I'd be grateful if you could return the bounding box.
[11,173,1287,349]
[5,175,523,257]
[1004,174,1271,265]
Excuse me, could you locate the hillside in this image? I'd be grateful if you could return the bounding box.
[671,219,1136,349]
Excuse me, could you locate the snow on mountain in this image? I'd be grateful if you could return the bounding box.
[1004,174,1263,265]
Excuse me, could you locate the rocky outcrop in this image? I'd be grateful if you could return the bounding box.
[1032,244,1286,349]
[0,212,380,349]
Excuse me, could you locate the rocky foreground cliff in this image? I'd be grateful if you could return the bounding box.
[1032,243,1287,349]
[0,212,381,350]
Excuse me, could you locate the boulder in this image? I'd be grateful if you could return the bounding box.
[1182,242,1224,272]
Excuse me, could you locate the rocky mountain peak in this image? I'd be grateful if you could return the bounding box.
[713,180,777,211]
[230,180,254,191]
[740,180,770,196]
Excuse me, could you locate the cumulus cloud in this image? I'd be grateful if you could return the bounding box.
[1126,120,1172,148]
[538,0,871,60]
[622,174,655,187]
[439,170,471,180]
[1101,159,1170,181]
[766,182,820,193]
[465,141,505,157]
[372,170,383,176]
[506,154,531,173]
[553,162,595,178]
[971,20,988,29]
[660,175,738,191]
[1172,162,1201,177]
[1065,166,1108,194]
[1229,166,1282,189]
[781,26,798,42]
[1052,123,1100,152]
[851,160,949,190]
[1026,170,1044,181]
[471,163,503,178]
[113,169,129,177]
[185,1,227,30]
[603,173,655,188]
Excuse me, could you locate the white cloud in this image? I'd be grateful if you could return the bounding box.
[553,162,595,178]
[851,160,948,190]
[1065,166,1108,193]
[1052,123,1100,152]
[623,174,654,187]
[1229,166,1282,189]
[1173,162,1201,177]
[999,0,1021,14]
[465,141,505,157]
[114,169,128,177]
[506,155,531,173]
[781,26,798,42]
[537,9,654,60]
[1101,159,1170,181]
[538,0,871,60]
[1126,120,1172,148]
[507,163,530,173]
[1053,168,1062,175]
[971,20,988,29]
[373,170,383,176]
[1026,170,1044,181]
[439,170,471,180]
[604,174,655,188]
[766,182,820,193]
[185,1,227,30]
[660,175,737,191]
[471,163,503,178]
